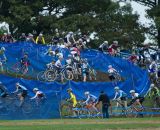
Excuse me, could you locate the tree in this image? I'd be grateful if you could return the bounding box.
[119,0,160,47]
[0,0,146,48]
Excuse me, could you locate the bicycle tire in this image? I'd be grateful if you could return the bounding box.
[10,62,21,73]
[63,70,74,80]
[22,101,33,114]
[45,70,57,82]
[37,71,46,81]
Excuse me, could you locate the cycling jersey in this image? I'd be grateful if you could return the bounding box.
[148,87,160,97]
[55,59,62,68]
[108,68,117,75]
[84,94,98,105]
[131,93,139,99]
[31,91,44,99]
[69,92,77,107]
[113,90,127,100]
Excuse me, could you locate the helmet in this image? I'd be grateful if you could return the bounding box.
[16,82,20,86]
[1,47,5,51]
[69,31,73,35]
[67,88,72,92]
[114,86,119,90]
[130,90,135,93]
[113,41,118,44]
[33,88,39,91]
[104,41,108,44]
[150,84,154,88]
[84,91,89,95]
[39,33,43,36]
[108,65,112,68]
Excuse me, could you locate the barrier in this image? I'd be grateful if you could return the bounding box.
[0,42,151,119]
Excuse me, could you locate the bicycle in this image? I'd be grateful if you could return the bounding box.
[45,65,74,82]
[2,93,33,114]
[10,58,34,76]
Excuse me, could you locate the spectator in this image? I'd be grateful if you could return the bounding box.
[36,33,45,44]
[108,41,119,56]
[64,31,76,47]
[99,41,108,52]
[19,33,26,41]
[81,59,90,82]
[96,91,110,119]
[26,33,35,43]
[52,33,60,45]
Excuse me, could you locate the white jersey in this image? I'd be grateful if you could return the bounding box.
[55,59,62,68]
[108,68,117,74]
[131,93,139,99]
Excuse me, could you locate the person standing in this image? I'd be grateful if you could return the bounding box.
[96,91,110,119]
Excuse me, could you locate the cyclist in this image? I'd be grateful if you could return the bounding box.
[66,88,78,116]
[0,81,8,98]
[31,88,46,106]
[12,82,28,106]
[83,91,100,114]
[113,86,127,108]
[81,59,90,82]
[108,65,120,81]
[148,61,158,81]
[147,84,160,107]
[128,90,144,109]
[20,53,30,74]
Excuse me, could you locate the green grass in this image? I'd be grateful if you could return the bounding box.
[0,117,160,130]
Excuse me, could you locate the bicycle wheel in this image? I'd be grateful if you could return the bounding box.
[22,101,33,114]
[63,70,73,80]
[10,62,21,73]
[21,65,34,76]
[37,71,46,81]
[45,70,57,81]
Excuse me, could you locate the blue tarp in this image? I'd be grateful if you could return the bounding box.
[0,42,150,119]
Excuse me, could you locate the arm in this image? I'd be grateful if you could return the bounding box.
[113,92,118,100]
[35,37,38,44]
[84,95,90,105]
[31,93,38,99]
[42,37,45,44]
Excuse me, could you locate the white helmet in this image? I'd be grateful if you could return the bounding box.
[114,86,119,90]
[104,41,108,44]
[130,90,135,93]
[1,47,5,51]
[33,88,39,91]
[113,41,118,44]
[39,33,43,36]
[108,65,112,68]
[16,82,20,86]
[84,91,90,95]
[150,84,154,88]
[69,31,73,35]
